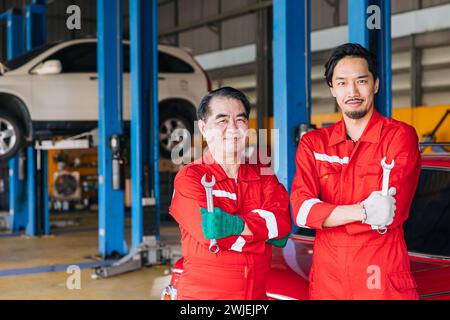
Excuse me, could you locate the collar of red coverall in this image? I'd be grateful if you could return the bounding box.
[328,109,384,147]
[195,151,261,182]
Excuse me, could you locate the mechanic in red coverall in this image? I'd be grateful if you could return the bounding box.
[170,87,292,300]
[290,43,421,300]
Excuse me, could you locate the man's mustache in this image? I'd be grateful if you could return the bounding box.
[345,98,364,104]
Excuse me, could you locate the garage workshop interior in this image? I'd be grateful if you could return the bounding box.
[0,0,449,301]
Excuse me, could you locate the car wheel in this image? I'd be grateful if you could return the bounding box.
[159,111,194,160]
[0,111,24,162]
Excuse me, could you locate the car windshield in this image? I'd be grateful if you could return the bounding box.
[405,168,450,257]
[4,42,59,71]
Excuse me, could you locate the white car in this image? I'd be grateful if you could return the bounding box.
[0,38,210,160]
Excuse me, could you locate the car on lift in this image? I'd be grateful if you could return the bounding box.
[162,153,450,300]
[0,38,211,161]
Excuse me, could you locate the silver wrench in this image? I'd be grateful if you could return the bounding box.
[381,157,395,196]
[377,157,395,234]
[201,174,220,254]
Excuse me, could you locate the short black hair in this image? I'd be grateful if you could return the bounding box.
[324,43,378,87]
[197,86,251,121]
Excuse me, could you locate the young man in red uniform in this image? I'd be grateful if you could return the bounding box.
[291,43,421,299]
[170,87,292,300]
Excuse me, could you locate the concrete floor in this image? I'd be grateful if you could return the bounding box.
[0,212,181,300]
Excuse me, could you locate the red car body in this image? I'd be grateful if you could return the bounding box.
[164,154,450,300]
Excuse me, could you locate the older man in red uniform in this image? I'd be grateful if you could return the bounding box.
[170,87,292,300]
[291,44,421,299]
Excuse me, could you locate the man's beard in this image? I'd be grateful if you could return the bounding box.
[345,109,368,120]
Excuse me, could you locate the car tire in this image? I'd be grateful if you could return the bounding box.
[0,111,25,162]
[159,110,194,160]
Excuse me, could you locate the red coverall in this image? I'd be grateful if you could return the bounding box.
[170,152,292,300]
[290,111,421,300]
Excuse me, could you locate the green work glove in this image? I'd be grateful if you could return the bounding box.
[267,235,290,248]
[200,207,245,240]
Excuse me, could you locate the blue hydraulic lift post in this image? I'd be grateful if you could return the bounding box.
[348,0,392,117]
[1,9,27,232]
[348,0,370,47]
[26,0,47,52]
[0,9,25,59]
[97,0,126,257]
[129,0,160,250]
[25,0,49,236]
[151,2,161,242]
[273,0,311,192]
[8,156,28,231]
[26,147,36,235]
[150,1,160,242]
[43,152,49,235]
[129,0,145,249]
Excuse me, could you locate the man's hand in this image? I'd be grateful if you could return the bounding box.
[361,187,397,227]
[267,235,290,248]
[200,207,245,240]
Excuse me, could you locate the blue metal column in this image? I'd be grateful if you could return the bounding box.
[26,0,48,236]
[150,2,161,242]
[348,0,370,47]
[1,9,27,232]
[4,2,50,236]
[348,0,392,117]
[129,0,159,250]
[42,151,49,235]
[25,0,47,51]
[97,0,126,258]
[129,0,145,250]
[8,154,28,231]
[0,9,25,59]
[26,147,36,236]
[273,0,311,191]
[150,1,161,242]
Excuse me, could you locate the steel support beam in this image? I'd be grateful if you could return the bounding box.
[25,1,47,51]
[349,0,392,117]
[2,7,48,236]
[1,9,27,232]
[410,35,422,107]
[0,9,24,59]
[24,147,48,236]
[97,0,126,258]
[129,0,160,251]
[25,147,36,236]
[273,0,311,191]
[8,152,27,232]
[256,1,272,131]
[25,0,48,236]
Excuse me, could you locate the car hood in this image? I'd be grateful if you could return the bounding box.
[268,237,450,300]
[267,236,314,300]
[410,254,450,299]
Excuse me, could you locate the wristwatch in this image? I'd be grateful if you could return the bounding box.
[360,203,367,224]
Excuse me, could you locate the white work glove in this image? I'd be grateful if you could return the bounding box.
[361,187,397,228]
